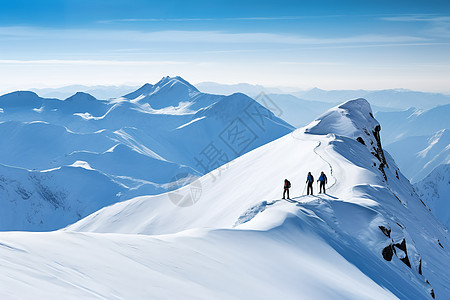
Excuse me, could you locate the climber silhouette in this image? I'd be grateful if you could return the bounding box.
[283,179,291,199]
[306,172,314,195]
[318,171,327,193]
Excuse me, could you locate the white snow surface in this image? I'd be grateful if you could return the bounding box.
[415,164,450,229]
[0,98,449,299]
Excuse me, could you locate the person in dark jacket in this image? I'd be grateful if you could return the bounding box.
[306,172,314,195]
[318,171,327,193]
[283,179,291,199]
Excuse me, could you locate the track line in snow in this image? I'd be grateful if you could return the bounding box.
[313,140,337,193]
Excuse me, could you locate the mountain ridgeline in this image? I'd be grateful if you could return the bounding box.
[0,82,449,299]
[66,98,449,299]
[0,76,293,231]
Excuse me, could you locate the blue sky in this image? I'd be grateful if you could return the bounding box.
[0,0,449,92]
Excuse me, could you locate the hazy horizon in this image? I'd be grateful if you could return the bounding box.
[1,1,450,93]
[1,78,450,97]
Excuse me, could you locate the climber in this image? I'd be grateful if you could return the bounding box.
[306,172,314,195]
[282,179,291,199]
[318,171,327,193]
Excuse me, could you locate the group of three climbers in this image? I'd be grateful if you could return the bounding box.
[282,172,327,200]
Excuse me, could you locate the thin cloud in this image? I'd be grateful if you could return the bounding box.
[0,59,188,65]
[381,15,450,38]
[98,15,345,23]
[279,61,342,65]
[0,26,428,45]
[380,15,450,22]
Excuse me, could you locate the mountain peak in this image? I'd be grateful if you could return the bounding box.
[0,91,42,109]
[306,98,389,179]
[1,90,40,99]
[153,76,199,93]
[65,92,97,102]
[124,76,199,100]
[306,98,378,138]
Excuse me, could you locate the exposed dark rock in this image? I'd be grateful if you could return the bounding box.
[438,240,444,248]
[29,174,66,209]
[400,254,411,267]
[393,193,404,205]
[395,170,399,179]
[369,112,374,118]
[16,186,31,200]
[396,222,405,229]
[394,239,411,268]
[426,282,435,299]
[356,137,366,145]
[382,244,394,261]
[378,163,387,181]
[394,239,407,252]
[371,124,389,181]
[418,258,422,275]
[378,225,391,238]
[419,198,427,207]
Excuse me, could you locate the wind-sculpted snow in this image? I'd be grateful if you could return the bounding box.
[305,98,379,139]
[65,99,450,299]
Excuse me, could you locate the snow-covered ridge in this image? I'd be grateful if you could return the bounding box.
[66,98,449,299]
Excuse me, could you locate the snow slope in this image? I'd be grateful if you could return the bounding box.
[54,99,449,299]
[0,76,293,230]
[386,129,450,183]
[375,105,450,183]
[0,226,398,300]
[376,105,450,145]
[0,163,131,231]
[414,164,450,229]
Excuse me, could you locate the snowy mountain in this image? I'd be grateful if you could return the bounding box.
[386,129,450,183]
[0,162,131,231]
[196,81,285,96]
[376,105,450,145]
[295,88,450,110]
[257,93,402,128]
[41,98,447,299]
[375,105,450,183]
[0,76,293,230]
[414,164,450,230]
[29,84,139,100]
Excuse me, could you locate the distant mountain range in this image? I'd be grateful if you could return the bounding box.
[376,105,450,183]
[20,82,450,111]
[415,164,450,230]
[197,82,450,110]
[28,85,140,100]
[0,76,293,230]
